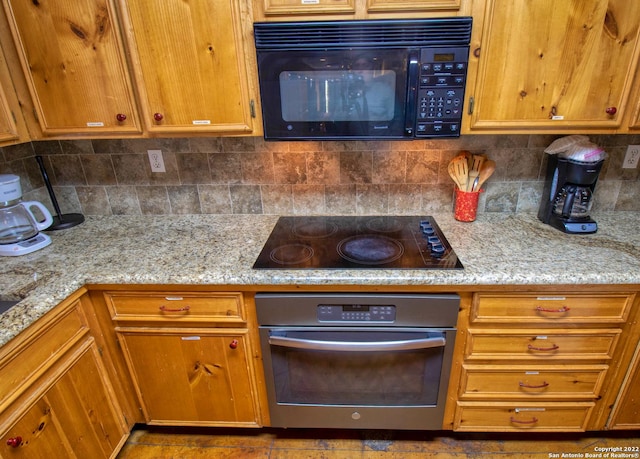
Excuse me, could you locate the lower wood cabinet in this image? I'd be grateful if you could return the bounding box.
[0,291,128,458]
[104,290,265,428]
[608,340,640,429]
[454,402,595,432]
[451,291,638,432]
[116,329,260,426]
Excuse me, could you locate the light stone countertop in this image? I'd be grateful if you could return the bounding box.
[1,212,639,347]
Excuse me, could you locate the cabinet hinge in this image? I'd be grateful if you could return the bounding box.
[468,96,474,115]
[250,99,256,118]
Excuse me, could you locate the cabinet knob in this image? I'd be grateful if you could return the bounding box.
[116,113,127,122]
[153,113,164,122]
[605,106,617,115]
[229,339,238,350]
[6,436,22,448]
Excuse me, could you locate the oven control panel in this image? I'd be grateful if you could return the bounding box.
[317,304,396,322]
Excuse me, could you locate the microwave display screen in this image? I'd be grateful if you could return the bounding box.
[279,70,396,122]
[434,53,455,62]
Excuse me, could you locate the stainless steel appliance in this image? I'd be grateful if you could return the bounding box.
[538,153,605,234]
[253,216,462,269]
[256,292,459,430]
[0,174,53,256]
[253,18,472,140]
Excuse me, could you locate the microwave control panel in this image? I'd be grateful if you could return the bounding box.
[416,47,469,138]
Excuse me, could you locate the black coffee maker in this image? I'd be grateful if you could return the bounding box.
[538,153,604,234]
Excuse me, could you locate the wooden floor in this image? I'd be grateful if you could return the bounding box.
[117,426,640,458]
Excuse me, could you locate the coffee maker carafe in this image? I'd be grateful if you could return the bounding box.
[538,153,604,234]
[0,174,53,256]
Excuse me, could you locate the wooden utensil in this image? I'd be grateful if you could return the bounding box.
[448,160,465,190]
[470,154,485,173]
[475,159,496,190]
[453,155,469,191]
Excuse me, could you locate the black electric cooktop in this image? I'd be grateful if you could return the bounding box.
[253,216,463,269]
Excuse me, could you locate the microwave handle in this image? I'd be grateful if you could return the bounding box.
[268,335,445,352]
[404,50,420,137]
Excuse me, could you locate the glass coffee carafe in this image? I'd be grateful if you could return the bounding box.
[552,184,594,219]
[0,200,53,244]
[0,174,53,255]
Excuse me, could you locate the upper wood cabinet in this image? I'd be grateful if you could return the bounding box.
[117,0,257,135]
[463,0,640,134]
[1,0,142,136]
[0,57,26,145]
[255,0,469,20]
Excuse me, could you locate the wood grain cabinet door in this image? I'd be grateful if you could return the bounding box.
[1,0,142,136]
[117,329,260,426]
[465,0,640,133]
[0,339,128,459]
[118,0,256,134]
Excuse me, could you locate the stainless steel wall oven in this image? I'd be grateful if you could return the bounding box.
[256,293,459,430]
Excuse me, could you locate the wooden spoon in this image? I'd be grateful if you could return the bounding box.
[475,159,496,191]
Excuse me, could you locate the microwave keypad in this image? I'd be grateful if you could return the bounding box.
[416,48,468,137]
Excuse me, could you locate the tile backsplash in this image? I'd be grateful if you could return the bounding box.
[1,134,639,216]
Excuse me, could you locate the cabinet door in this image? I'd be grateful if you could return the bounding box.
[118,329,260,426]
[608,342,640,429]
[1,0,141,136]
[0,45,29,144]
[1,340,128,458]
[465,0,640,133]
[119,0,256,134]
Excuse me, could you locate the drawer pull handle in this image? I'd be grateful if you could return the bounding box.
[510,416,538,425]
[6,436,22,448]
[229,339,238,349]
[159,305,191,313]
[519,381,549,389]
[535,306,570,313]
[527,344,559,352]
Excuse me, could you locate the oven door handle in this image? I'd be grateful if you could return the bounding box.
[268,335,445,352]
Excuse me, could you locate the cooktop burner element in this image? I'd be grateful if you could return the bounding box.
[253,216,463,269]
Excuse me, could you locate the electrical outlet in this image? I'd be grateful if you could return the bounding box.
[147,149,165,173]
[623,145,640,169]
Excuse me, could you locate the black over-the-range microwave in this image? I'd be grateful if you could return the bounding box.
[253,17,472,141]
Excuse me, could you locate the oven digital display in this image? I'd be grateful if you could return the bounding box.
[318,304,396,322]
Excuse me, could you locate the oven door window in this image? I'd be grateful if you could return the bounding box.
[268,329,445,406]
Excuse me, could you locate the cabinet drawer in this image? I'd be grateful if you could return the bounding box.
[105,292,245,323]
[0,300,87,410]
[471,293,633,324]
[465,329,621,361]
[459,365,608,400]
[454,402,594,431]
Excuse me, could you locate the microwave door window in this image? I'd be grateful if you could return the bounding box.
[280,70,396,122]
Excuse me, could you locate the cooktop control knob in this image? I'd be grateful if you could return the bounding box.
[430,243,445,257]
[420,221,435,235]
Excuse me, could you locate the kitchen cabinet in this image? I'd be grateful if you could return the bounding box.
[104,291,265,427]
[463,0,640,134]
[607,340,640,429]
[254,0,469,20]
[1,0,141,137]
[0,46,28,145]
[0,290,128,458]
[117,0,258,135]
[451,292,636,432]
